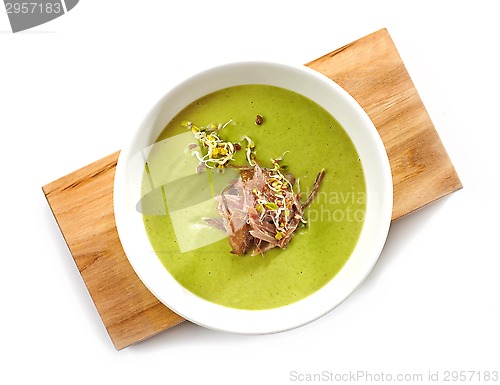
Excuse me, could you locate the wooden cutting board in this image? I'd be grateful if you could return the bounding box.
[42,28,462,350]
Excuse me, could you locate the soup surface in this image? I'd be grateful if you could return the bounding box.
[141,84,366,310]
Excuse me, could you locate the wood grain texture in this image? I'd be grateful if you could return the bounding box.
[306,29,462,220]
[43,153,185,350]
[43,28,461,350]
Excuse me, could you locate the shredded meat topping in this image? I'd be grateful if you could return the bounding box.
[214,164,325,256]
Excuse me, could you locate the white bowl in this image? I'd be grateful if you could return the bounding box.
[114,62,393,334]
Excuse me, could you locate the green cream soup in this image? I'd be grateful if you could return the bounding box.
[141,84,366,310]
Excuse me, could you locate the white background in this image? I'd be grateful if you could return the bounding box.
[1,1,499,384]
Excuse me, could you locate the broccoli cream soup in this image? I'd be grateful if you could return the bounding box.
[141,84,366,310]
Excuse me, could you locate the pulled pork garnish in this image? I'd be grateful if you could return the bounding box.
[185,119,325,256]
[215,163,325,256]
